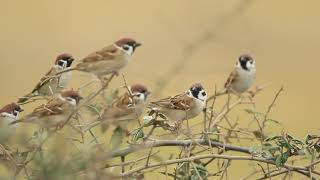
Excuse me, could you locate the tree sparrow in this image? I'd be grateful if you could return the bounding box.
[0,103,23,142]
[11,90,82,128]
[224,54,256,94]
[149,83,207,121]
[0,103,23,128]
[18,54,74,103]
[84,84,150,132]
[55,38,141,81]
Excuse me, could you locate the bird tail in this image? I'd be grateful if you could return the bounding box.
[17,92,38,104]
[9,119,23,125]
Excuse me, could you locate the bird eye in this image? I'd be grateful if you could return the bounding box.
[201,92,206,96]
[123,45,130,51]
[13,111,18,116]
[58,60,67,67]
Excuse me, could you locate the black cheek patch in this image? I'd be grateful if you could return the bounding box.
[66,60,73,67]
[57,60,65,67]
[191,89,200,99]
[240,60,249,71]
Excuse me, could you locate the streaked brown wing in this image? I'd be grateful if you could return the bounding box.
[102,106,134,120]
[151,93,191,111]
[81,45,118,63]
[224,69,238,88]
[112,93,132,108]
[32,67,59,93]
[32,98,65,116]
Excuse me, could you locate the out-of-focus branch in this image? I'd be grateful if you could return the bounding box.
[153,0,256,97]
[60,73,116,128]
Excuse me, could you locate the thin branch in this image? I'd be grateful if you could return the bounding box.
[117,153,315,178]
[107,139,250,158]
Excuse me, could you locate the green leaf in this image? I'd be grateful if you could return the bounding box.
[110,127,124,149]
[143,116,154,125]
[130,128,144,142]
[190,164,209,180]
[265,136,281,142]
[275,155,282,167]
[275,151,290,167]
[158,113,167,120]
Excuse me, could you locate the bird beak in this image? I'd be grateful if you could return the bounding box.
[70,58,75,62]
[18,107,24,112]
[76,96,83,103]
[134,43,142,48]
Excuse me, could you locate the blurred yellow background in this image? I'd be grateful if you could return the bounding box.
[1,0,320,178]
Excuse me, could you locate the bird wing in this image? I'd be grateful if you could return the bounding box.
[112,93,133,108]
[32,67,59,93]
[31,98,65,117]
[150,93,192,111]
[81,45,119,63]
[224,69,239,88]
[102,93,135,120]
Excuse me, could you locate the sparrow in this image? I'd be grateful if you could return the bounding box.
[0,103,24,128]
[55,38,141,82]
[224,54,256,94]
[11,90,82,129]
[84,84,150,132]
[18,53,74,103]
[0,103,23,142]
[148,83,207,122]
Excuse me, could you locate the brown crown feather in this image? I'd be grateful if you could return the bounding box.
[55,53,74,64]
[239,54,253,61]
[60,90,81,99]
[130,84,149,94]
[189,83,204,91]
[114,38,137,47]
[0,103,21,113]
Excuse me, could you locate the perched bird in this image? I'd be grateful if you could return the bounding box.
[0,103,24,127]
[11,90,82,129]
[149,83,207,122]
[18,54,74,103]
[224,54,256,94]
[55,38,142,83]
[0,103,23,141]
[84,84,150,132]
